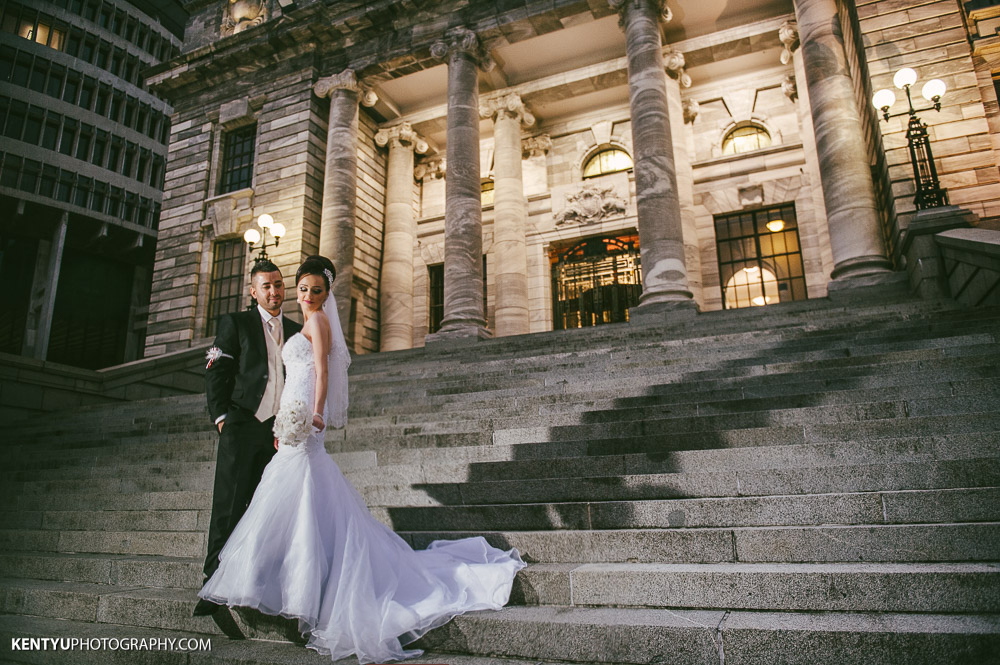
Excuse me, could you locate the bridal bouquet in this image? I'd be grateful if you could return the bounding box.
[273,399,312,447]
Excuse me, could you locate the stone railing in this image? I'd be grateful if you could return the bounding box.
[935,228,1000,307]
[0,342,211,422]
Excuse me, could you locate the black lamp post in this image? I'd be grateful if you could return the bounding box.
[872,68,948,210]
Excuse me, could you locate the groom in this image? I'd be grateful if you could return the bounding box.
[193,259,302,617]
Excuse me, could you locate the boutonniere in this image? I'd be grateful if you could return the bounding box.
[205,346,234,369]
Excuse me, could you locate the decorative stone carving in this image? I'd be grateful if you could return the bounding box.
[222,0,267,36]
[480,93,535,127]
[313,70,377,106]
[375,122,429,154]
[738,185,764,208]
[664,48,692,88]
[554,184,628,226]
[522,134,553,159]
[779,20,799,65]
[609,0,672,26]
[430,27,494,71]
[204,188,254,238]
[415,159,445,181]
[682,99,699,125]
[782,74,798,102]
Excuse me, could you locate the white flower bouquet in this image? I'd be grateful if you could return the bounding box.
[273,399,313,447]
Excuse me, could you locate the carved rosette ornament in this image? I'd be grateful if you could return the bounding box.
[313,70,378,106]
[608,0,672,26]
[782,74,798,102]
[664,48,692,88]
[682,99,700,125]
[480,93,536,127]
[522,134,553,159]
[431,27,494,71]
[222,0,266,36]
[375,123,429,154]
[779,20,800,65]
[555,184,628,226]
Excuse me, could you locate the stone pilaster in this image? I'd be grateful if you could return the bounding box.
[610,0,693,308]
[426,28,494,342]
[375,123,428,351]
[664,50,702,307]
[481,93,534,337]
[313,69,377,331]
[791,0,891,280]
[24,212,67,359]
[780,20,835,288]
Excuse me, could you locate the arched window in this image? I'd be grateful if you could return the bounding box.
[721,123,771,156]
[582,148,633,178]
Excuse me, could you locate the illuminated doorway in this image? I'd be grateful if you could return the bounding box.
[550,234,642,329]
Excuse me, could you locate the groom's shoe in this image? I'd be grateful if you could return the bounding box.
[193,598,220,617]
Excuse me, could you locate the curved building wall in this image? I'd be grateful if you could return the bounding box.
[0,0,183,369]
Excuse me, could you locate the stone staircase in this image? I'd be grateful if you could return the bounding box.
[1,294,999,664]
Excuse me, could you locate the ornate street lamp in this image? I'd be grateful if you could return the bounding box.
[872,68,948,210]
[243,213,286,309]
[243,213,285,265]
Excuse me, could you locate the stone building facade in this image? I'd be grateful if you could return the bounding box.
[0,0,185,369]
[144,0,1000,357]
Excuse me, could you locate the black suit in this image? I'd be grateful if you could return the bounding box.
[203,308,301,581]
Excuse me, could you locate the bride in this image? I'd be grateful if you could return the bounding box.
[199,255,525,663]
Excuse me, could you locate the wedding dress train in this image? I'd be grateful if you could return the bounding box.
[199,332,525,663]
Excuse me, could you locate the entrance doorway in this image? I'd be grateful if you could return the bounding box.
[550,233,642,330]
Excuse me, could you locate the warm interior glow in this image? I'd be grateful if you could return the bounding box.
[766,220,785,233]
[725,266,779,309]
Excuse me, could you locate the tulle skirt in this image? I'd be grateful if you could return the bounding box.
[199,439,525,663]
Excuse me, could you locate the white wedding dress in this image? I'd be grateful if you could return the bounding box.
[199,332,525,663]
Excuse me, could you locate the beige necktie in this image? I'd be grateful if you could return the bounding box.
[268,318,280,344]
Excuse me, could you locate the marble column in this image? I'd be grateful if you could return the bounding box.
[313,70,376,331]
[610,0,693,307]
[792,0,891,279]
[480,93,533,337]
[427,28,493,342]
[375,123,427,351]
[664,48,703,307]
[25,212,67,359]
[780,20,835,283]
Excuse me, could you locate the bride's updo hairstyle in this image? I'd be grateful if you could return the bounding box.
[296,255,336,291]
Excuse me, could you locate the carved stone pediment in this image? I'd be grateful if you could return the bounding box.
[554,182,628,226]
[204,187,254,238]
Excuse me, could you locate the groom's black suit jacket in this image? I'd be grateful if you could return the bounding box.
[206,308,302,424]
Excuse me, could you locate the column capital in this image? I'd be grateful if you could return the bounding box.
[415,158,446,181]
[314,69,378,106]
[664,48,692,88]
[521,134,553,159]
[609,0,672,26]
[431,27,494,71]
[779,20,799,64]
[480,93,536,127]
[375,122,429,153]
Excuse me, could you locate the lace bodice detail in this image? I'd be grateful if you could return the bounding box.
[274,333,324,450]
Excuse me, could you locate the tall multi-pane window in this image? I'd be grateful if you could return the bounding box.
[206,238,247,336]
[427,257,488,333]
[218,124,256,194]
[714,203,807,309]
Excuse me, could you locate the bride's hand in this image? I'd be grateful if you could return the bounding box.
[312,413,325,432]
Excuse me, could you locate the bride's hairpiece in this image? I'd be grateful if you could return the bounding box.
[323,268,334,290]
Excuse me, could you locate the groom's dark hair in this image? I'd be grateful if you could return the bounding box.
[250,259,280,279]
